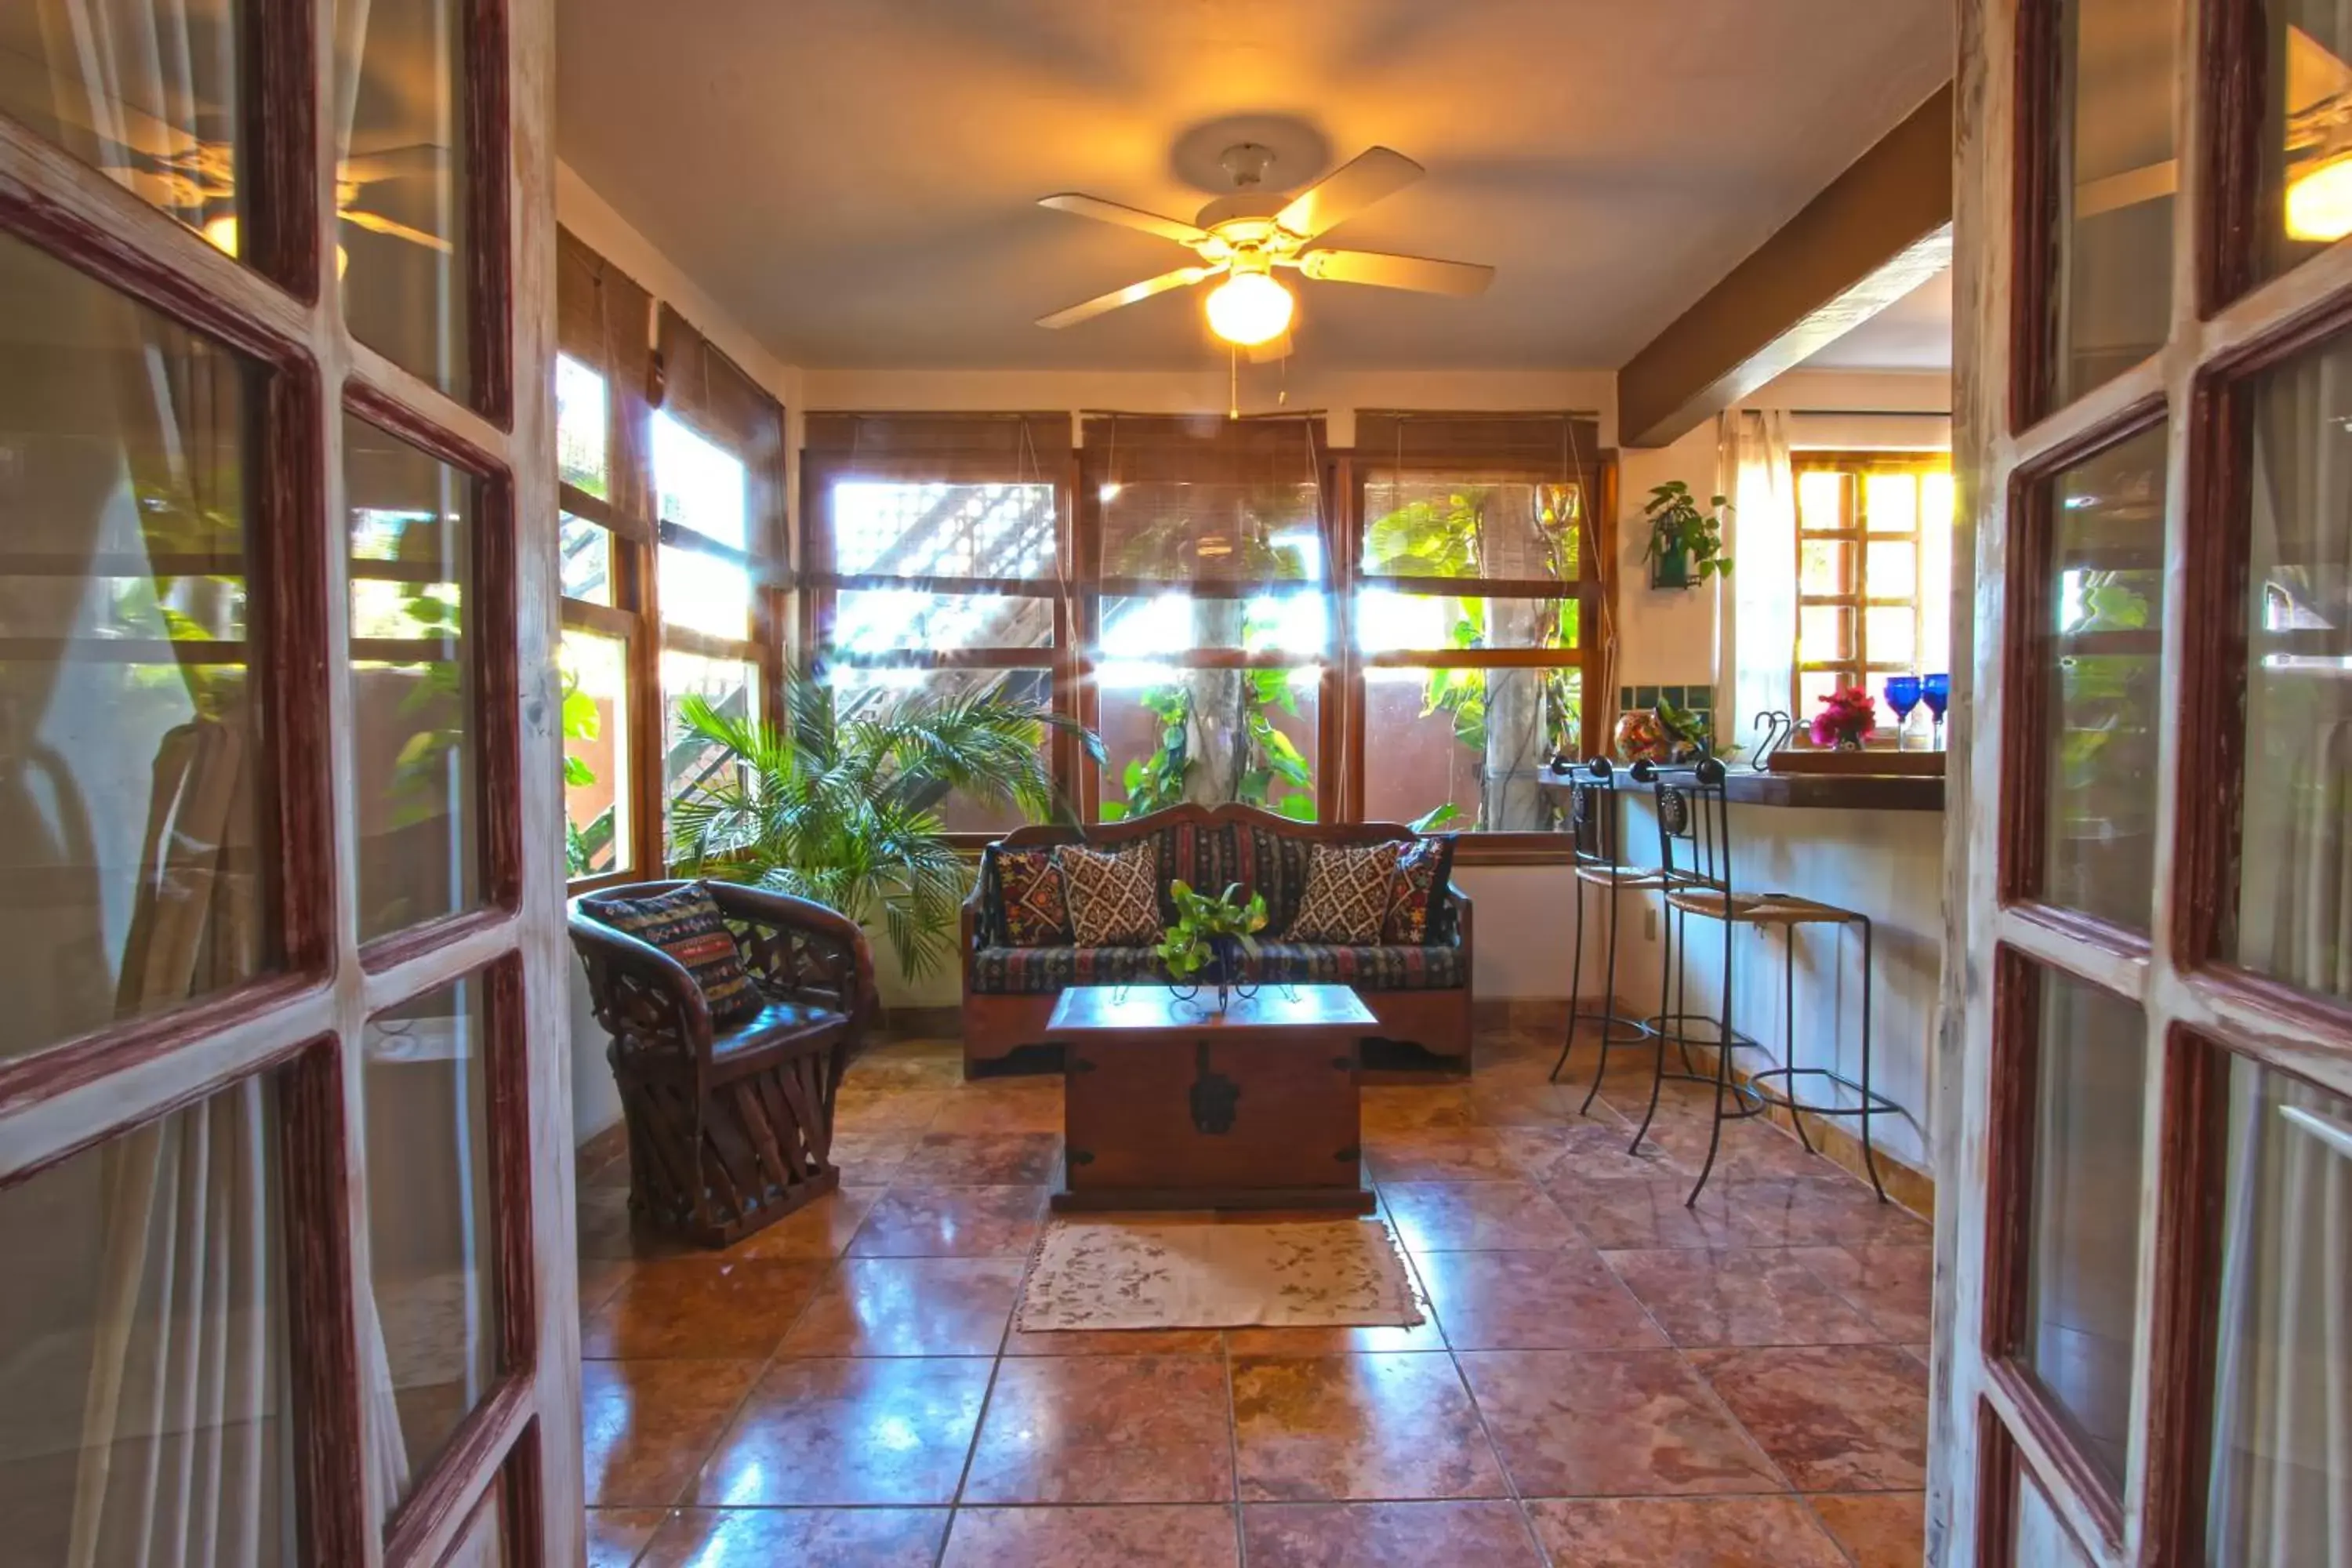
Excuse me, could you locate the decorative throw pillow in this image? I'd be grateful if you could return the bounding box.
[586,881,763,1025]
[1382,836,1457,945]
[991,846,1073,946]
[1057,842,1163,947]
[1288,842,1403,944]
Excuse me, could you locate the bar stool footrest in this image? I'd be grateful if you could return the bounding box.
[1741,1065,1902,1118]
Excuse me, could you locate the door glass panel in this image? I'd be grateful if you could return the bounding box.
[0,231,277,1062]
[1359,666,1570,832]
[656,542,751,640]
[2204,1055,2352,1563]
[2228,338,2352,1003]
[1096,664,1322,825]
[1800,539,1853,595]
[2041,425,2165,928]
[1867,605,1918,668]
[2260,4,2352,282]
[363,971,501,1520]
[654,413,748,550]
[2020,967,2147,1497]
[560,630,629,880]
[2053,0,2179,405]
[2016,1468,2100,1568]
[339,0,474,402]
[1801,605,1853,662]
[347,415,482,944]
[1867,539,1918,598]
[0,1077,295,1565]
[1797,469,1850,531]
[0,6,240,249]
[1864,471,1918,533]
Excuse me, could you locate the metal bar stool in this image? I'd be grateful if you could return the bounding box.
[1632,756,1899,1207]
[1545,757,1673,1111]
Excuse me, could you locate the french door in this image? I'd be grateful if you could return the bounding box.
[0,1,575,1564]
[1940,0,2352,1563]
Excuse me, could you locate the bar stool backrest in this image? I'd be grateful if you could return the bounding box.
[1640,756,1733,895]
[1566,757,1620,870]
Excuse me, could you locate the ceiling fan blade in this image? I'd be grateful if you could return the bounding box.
[340,208,456,252]
[1039,193,1211,247]
[339,143,448,183]
[1300,248,1494,296]
[1275,146,1424,239]
[1036,264,1218,328]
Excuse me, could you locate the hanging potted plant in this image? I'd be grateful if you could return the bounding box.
[1642,481,1733,590]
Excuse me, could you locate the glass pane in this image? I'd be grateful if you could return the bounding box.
[1866,539,1918,599]
[340,0,474,402]
[1101,591,1327,657]
[2016,1470,2099,1568]
[555,354,608,499]
[1797,470,1850,532]
[832,590,1054,654]
[654,413,748,550]
[830,481,1055,579]
[363,972,499,1519]
[2203,1055,2352,1563]
[2229,337,2352,1003]
[2042,426,2165,928]
[1096,664,1319,823]
[0,231,277,1062]
[2260,5,2352,281]
[0,1077,295,1565]
[828,669,1058,834]
[2054,0,2178,405]
[1354,593,1573,653]
[1867,604,1918,667]
[1798,668,1854,715]
[2020,967,2147,1497]
[1360,478,1581,581]
[561,630,629,880]
[1799,539,1853,595]
[1801,604,1854,662]
[0,9,239,247]
[347,414,482,944]
[1921,475,1956,677]
[1101,480,1324,587]
[658,543,751,641]
[1360,667,1577,832]
[559,514,612,606]
[662,649,756,849]
[1864,472,1918,534]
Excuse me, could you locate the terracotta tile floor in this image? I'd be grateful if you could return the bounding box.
[579,1025,1932,1566]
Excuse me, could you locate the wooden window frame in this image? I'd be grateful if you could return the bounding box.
[1790,448,1948,711]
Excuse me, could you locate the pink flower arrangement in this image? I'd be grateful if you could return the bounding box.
[1809,685,1877,749]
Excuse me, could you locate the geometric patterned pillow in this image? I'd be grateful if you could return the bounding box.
[993,845,1073,946]
[1055,842,1163,947]
[583,880,764,1025]
[1288,841,1403,944]
[1382,836,1456,945]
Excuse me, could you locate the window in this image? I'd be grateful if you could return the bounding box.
[1352,412,1607,838]
[1791,451,1955,723]
[804,414,1070,837]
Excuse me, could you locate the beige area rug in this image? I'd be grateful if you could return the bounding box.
[1015,1218,1425,1331]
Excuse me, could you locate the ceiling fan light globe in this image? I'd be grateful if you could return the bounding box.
[1205,270,1294,346]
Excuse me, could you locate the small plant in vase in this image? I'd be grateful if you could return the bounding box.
[1642,481,1733,590]
[1157,879,1269,1011]
[1809,685,1878,751]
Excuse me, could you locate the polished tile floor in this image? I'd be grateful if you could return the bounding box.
[577,1023,1932,1567]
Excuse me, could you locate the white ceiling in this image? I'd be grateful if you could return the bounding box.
[1800,267,1953,371]
[557,0,1952,372]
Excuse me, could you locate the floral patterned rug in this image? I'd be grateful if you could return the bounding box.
[1015,1218,1425,1331]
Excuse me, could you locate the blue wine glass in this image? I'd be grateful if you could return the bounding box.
[1921,673,1950,748]
[1884,675,1922,740]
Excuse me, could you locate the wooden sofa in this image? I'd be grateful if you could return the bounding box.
[959,803,1473,1076]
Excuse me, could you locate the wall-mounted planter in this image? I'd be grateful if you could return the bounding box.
[1650,539,1693,590]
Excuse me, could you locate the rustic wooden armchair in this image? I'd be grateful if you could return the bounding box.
[568,880,879,1247]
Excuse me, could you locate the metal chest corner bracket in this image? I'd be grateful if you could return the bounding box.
[1189,1040,1240,1134]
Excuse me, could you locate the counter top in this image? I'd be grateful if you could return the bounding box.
[1537,763,1945,813]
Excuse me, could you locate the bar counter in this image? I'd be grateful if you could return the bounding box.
[1537,759,1945,813]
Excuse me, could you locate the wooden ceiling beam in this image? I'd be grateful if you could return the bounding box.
[1617,82,1954,449]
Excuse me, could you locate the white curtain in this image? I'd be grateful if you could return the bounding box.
[1718,409,1796,757]
[2203,349,2352,1567]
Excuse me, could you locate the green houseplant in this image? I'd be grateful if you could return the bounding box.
[1156,878,1269,1010]
[1642,481,1733,589]
[668,672,1102,981]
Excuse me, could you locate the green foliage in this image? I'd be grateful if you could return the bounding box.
[1642,481,1733,583]
[1156,879,1269,981]
[1102,685,1193,822]
[2056,576,2154,793]
[1407,802,1462,833]
[667,672,1103,981]
[1653,695,1714,756]
[564,804,616,878]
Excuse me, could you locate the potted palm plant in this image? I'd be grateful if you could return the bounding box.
[668,673,1102,981]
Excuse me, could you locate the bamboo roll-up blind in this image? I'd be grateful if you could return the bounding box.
[655,303,786,560]
[555,225,656,528]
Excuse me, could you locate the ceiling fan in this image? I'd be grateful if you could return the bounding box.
[1035,143,1494,351]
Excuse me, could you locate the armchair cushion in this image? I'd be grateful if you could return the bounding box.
[583,881,764,1025]
[1288,841,1403,944]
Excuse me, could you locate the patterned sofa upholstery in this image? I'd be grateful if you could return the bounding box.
[959,803,1473,1075]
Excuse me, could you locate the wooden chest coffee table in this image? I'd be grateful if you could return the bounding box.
[1042,983,1377,1214]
